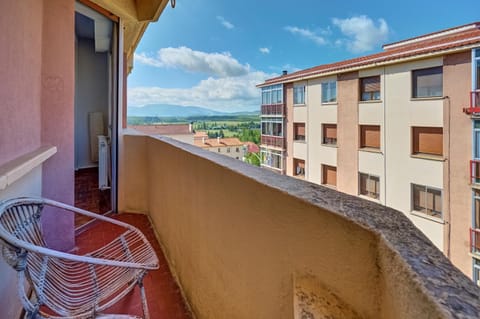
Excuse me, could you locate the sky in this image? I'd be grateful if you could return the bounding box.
[128,0,479,112]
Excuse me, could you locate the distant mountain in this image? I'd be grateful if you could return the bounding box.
[128,104,260,117]
[128,104,226,117]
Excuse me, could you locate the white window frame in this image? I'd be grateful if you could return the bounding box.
[411,183,443,220]
[293,85,306,105]
[261,148,284,171]
[359,173,380,200]
[261,117,284,137]
[261,84,283,105]
[321,81,337,104]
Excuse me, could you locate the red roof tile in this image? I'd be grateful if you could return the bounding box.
[130,124,192,135]
[259,22,480,87]
[194,137,244,148]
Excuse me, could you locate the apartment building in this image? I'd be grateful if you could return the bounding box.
[258,22,480,282]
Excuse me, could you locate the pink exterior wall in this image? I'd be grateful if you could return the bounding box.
[443,52,472,275]
[0,1,43,166]
[285,84,294,175]
[337,72,359,194]
[40,0,75,251]
[0,0,75,250]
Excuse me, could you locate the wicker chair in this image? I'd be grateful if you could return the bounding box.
[0,197,159,319]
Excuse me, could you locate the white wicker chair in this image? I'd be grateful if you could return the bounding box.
[0,197,159,319]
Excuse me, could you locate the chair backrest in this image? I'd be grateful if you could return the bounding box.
[0,201,46,248]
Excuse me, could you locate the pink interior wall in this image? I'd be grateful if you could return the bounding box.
[40,0,76,251]
[0,1,43,166]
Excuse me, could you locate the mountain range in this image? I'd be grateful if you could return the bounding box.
[128,104,258,117]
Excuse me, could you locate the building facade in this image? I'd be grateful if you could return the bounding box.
[194,135,247,160]
[259,22,480,282]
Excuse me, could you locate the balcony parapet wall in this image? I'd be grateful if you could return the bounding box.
[120,133,480,319]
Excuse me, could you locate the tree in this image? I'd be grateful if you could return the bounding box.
[244,152,260,166]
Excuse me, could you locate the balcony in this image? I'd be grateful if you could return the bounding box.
[261,103,285,116]
[470,160,480,185]
[118,133,480,318]
[471,228,480,257]
[261,135,285,149]
[463,90,480,115]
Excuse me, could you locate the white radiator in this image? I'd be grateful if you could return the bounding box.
[98,135,110,190]
[89,112,104,162]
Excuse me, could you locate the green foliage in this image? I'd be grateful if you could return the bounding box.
[244,152,260,166]
[235,128,260,144]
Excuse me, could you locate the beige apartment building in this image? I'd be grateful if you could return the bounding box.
[259,22,480,283]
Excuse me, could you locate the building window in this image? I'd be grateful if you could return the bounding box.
[322,165,337,187]
[359,173,380,200]
[321,81,337,103]
[294,159,305,177]
[322,124,337,145]
[411,184,442,219]
[262,84,283,105]
[474,190,480,229]
[261,149,283,170]
[360,76,380,101]
[227,148,231,153]
[294,123,306,141]
[474,259,480,286]
[412,66,443,98]
[261,118,283,137]
[218,148,221,152]
[412,127,443,157]
[360,125,380,149]
[294,85,305,105]
[236,147,239,152]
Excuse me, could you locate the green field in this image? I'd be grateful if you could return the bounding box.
[127,115,261,144]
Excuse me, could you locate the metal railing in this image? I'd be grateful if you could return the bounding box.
[261,135,285,149]
[470,228,480,255]
[463,90,480,115]
[470,160,480,185]
[261,104,285,116]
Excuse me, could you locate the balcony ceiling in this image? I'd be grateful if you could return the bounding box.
[89,0,169,68]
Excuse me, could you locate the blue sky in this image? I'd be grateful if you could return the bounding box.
[128,0,479,112]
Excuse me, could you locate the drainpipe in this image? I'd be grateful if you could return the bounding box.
[444,95,452,258]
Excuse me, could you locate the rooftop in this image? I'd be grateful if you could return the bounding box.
[194,137,245,148]
[259,22,480,87]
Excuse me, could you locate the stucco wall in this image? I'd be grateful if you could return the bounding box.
[119,135,478,318]
[337,72,359,194]
[285,84,294,176]
[0,1,43,166]
[384,58,444,250]
[443,51,472,275]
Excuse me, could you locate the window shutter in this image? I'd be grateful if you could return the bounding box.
[361,125,380,148]
[295,124,305,136]
[362,76,380,93]
[323,165,337,186]
[324,124,337,139]
[413,127,443,156]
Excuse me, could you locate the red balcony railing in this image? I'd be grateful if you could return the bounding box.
[463,90,480,115]
[470,160,480,184]
[470,228,480,255]
[261,135,285,149]
[261,104,285,116]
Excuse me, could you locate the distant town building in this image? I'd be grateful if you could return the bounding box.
[194,134,246,160]
[129,123,194,144]
[258,22,480,283]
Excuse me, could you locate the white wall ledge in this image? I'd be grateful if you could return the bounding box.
[0,146,57,191]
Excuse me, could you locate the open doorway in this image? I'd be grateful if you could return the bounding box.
[74,2,117,226]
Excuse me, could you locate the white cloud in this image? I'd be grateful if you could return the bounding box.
[332,15,389,53]
[134,47,249,77]
[128,71,274,112]
[259,47,270,54]
[284,26,327,45]
[217,16,234,29]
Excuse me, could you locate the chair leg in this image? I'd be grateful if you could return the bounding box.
[138,275,150,319]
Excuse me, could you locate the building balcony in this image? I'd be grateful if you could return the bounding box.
[463,90,480,115]
[116,133,480,318]
[471,228,480,257]
[470,159,480,185]
[261,103,285,116]
[260,135,285,149]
